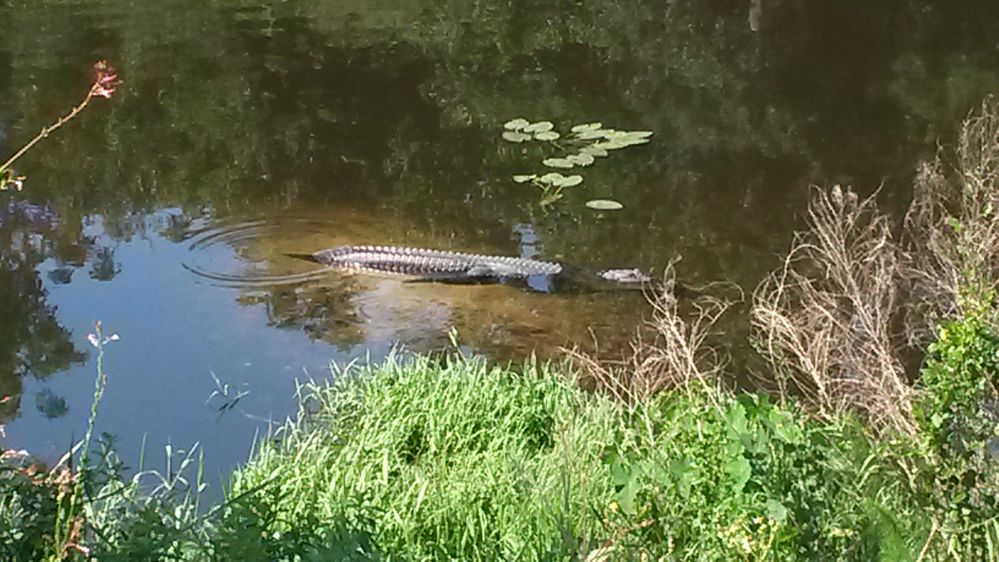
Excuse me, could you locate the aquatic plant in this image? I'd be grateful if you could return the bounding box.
[206,370,250,419]
[584,199,625,211]
[502,119,651,208]
[0,61,121,192]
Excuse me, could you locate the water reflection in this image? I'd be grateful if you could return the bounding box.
[0,200,86,427]
[34,388,69,419]
[89,247,120,281]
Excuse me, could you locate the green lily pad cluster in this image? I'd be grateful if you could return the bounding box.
[502,118,652,209]
[502,119,562,143]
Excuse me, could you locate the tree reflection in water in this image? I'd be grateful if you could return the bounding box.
[0,200,85,425]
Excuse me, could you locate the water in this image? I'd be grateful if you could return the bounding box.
[2,0,998,489]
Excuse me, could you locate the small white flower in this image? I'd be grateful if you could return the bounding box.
[88,331,120,348]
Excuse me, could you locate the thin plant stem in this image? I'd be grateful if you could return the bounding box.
[80,321,110,487]
[0,90,96,174]
[49,320,113,560]
[0,61,119,189]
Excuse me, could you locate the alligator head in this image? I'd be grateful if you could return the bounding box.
[596,268,652,285]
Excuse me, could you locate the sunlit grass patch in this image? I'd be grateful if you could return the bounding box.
[222,354,618,560]
[220,353,927,561]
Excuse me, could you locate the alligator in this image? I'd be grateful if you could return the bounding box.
[286,245,652,293]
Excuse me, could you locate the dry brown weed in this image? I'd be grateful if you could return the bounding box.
[750,185,914,433]
[565,261,736,404]
[903,97,999,344]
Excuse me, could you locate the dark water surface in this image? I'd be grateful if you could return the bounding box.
[1,1,998,488]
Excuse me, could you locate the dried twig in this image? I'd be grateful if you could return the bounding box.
[751,185,914,433]
[565,261,735,404]
[902,97,999,344]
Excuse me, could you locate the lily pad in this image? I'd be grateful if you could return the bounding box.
[538,172,566,184]
[580,146,609,157]
[534,130,561,141]
[534,173,582,188]
[591,141,625,150]
[574,129,606,140]
[567,153,595,166]
[523,121,554,133]
[618,133,652,143]
[592,138,649,150]
[504,118,530,130]
[542,157,574,169]
[598,130,653,147]
[512,174,536,183]
[571,122,602,133]
[502,131,532,143]
[585,199,624,210]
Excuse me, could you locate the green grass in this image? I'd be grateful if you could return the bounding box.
[5,297,993,562]
[217,353,930,561]
[7,336,995,561]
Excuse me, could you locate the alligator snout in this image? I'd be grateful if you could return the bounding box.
[597,268,652,284]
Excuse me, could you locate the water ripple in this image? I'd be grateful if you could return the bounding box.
[182,217,334,288]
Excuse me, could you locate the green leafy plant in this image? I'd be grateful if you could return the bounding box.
[502,118,651,208]
[915,308,999,559]
[0,321,119,560]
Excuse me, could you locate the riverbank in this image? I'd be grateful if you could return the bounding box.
[2,296,996,560]
[1,350,934,560]
[220,353,928,560]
